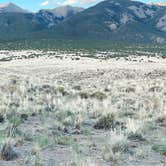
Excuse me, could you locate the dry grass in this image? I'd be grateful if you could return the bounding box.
[0,51,165,165]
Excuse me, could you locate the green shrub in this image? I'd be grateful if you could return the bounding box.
[94,114,115,130]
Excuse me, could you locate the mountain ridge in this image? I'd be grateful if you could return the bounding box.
[0,0,166,44]
[39,0,166,43]
[0,2,28,13]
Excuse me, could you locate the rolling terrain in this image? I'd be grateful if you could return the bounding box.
[0,51,165,165]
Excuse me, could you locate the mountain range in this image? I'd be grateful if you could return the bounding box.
[0,0,166,44]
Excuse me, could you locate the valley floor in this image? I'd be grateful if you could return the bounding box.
[0,52,165,166]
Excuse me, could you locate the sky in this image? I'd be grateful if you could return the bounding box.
[0,0,166,12]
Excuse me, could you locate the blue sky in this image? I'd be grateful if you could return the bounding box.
[0,0,166,12]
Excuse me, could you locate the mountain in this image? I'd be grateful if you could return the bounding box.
[41,0,166,43]
[42,5,84,18]
[0,2,27,13]
[35,6,84,27]
[0,12,48,40]
[0,0,166,44]
[0,4,84,40]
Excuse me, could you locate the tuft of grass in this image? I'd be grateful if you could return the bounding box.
[152,144,166,156]
[37,137,49,149]
[8,115,22,128]
[143,121,157,131]
[55,136,72,145]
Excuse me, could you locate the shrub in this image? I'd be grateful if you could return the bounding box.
[94,114,116,130]
[90,91,107,100]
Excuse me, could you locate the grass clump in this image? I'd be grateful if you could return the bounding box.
[152,144,166,156]
[94,114,116,130]
[37,137,49,149]
[55,136,72,145]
